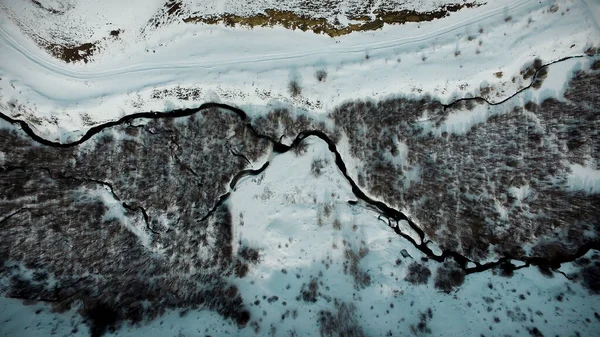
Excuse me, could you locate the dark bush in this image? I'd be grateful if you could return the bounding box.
[315,69,327,82]
[318,302,365,337]
[497,260,515,278]
[582,262,600,294]
[537,265,554,278]
[528,327,545,337]
[288,79,302,97]
[404,263,431,285]
[434,262,465,293]
[410,309,433,335]
[238,246,260,264]
[234,260,249,278]
[235,310,251,327]
[300,278,319,303]
[311,158,327,177]
[81,301,120,337]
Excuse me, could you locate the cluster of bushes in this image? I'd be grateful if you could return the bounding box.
[318,302,365,337]
[343,243,371,289]
[434,261,465,293]
[0,109,270,335]
[328,68,600,263]
[405,262,431,285]
[299,277,319,303]
[311,158,329,177]
[410,308,433,335]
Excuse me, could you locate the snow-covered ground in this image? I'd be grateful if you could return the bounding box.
[1,1,600,336]
[2,138,599,336]
[0,0,598,141]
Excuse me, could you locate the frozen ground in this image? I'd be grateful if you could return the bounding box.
[0,0,598,141]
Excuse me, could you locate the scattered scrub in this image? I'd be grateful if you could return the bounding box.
[299,278,319,302]
[311,158,328,177]
[343,243,371,289]
[410,308,433,335]
[318,302,365,337]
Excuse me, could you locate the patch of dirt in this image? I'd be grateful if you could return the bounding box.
[183,3,478,37]
[45,42,98,63]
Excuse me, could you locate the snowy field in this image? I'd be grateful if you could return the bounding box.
[0,0,598,141]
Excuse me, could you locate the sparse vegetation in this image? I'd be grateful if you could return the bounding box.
[343,243,371,289]
[410,308,433,335]
[311,158,328,177]
[318,302,365,337]
[299,278,319,302]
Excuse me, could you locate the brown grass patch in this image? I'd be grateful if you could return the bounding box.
[184,3,478,37]
[47,42,98,63]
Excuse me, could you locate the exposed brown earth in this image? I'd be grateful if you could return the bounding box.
[183,3,478,37]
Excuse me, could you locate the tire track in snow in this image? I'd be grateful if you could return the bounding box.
[0,0,535,80]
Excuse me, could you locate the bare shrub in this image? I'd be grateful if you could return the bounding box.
[537,265,554,278]
[528,327,545,337]
[343,246,371,289]
[292,140,309,156]
[234,260,249,277]
[311,158,328,177]
[288,79,302,97]
[405,263,431,285]
[585,45,597,57]
[532,66,548,89]
[315,69,328,82]
[299,278,319,302]
[410,308,433,335]
[496,261,516,278]
[238,246,260,264]
[333,218,341,230]
[434,262,465,293]
[582,262,600,294]
[81,301,120,337]
[318,302,365,337]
